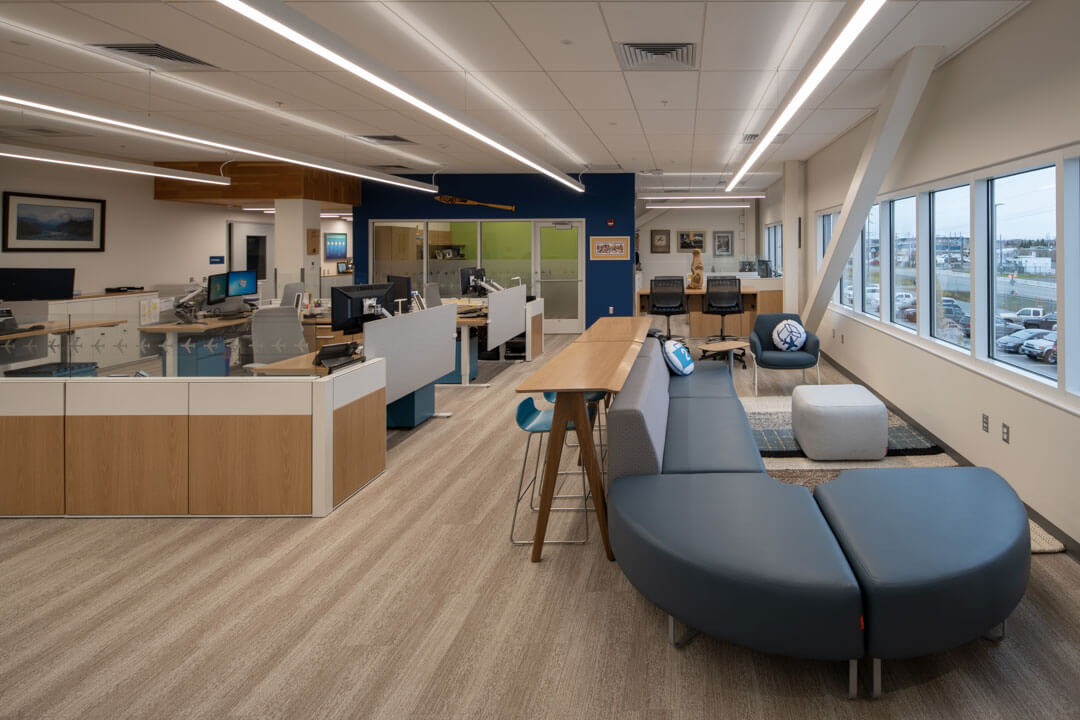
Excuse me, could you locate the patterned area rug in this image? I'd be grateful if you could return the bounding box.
[748,409,942,457]
[771,468,1065,554]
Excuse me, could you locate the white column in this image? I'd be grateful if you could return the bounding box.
[782,160,805,313]
[274,198,321,296]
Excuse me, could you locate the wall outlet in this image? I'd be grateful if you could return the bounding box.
[609,306,614,314]
[982,414,989,432]
[1002,423,1010,444]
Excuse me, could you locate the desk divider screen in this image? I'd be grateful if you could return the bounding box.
[0,381,64,515]
[363,304,456,404]
[486,284,527,351]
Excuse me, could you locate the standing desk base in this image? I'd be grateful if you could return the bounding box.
[387,382,436,428]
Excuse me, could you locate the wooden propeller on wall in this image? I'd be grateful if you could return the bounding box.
[434,194,516,212]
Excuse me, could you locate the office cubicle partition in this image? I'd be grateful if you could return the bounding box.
[486,284,527,352]
[362,303,456,404]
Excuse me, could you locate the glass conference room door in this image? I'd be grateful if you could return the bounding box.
[533,222,584,334]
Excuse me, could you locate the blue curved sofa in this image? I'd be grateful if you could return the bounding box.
[606,337,1029,697]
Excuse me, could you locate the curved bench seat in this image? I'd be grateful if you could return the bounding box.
[609,472,864,661]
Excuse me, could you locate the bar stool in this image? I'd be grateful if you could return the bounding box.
[510,397,593,545]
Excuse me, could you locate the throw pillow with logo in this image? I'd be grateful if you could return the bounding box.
[662,339,695,375]
[772,319,807,351]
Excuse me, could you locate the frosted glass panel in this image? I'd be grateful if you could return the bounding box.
[372,222,424,288]
[428,221,477,297]
[481,221,532,293]
[539,226,578,320]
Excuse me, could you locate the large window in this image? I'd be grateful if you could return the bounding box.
[930,186,971,348]
[862,205,880,315]
[990,166,1057,380]
[840,241,856,308]
[765,223,782,277]
[891,197,917,330]
[819,210,840,260]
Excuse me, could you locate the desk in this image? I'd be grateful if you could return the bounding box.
[1,320,125,367]
[251,349,363,376]
[636,287,783,338]
[517,318,645,562]
[138,316,251,377]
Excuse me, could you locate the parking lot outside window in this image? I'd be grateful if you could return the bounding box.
[862,205,880,316]
[891,197,918,329]
[930,186,971,349]
[989,166,1057,381]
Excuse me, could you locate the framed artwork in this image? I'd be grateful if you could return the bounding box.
[2,192,105,252]
[324,232,348,260]
[589,235,630,260]
[650,229,670,254]
[713,230,734,256]
[677,230,705,253]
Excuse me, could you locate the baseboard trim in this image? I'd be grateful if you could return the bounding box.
[821,350,1078,562]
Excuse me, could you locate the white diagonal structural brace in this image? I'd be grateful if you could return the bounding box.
[801,46,941,332]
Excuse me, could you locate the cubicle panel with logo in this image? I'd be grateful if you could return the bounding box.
[0,381,64,515]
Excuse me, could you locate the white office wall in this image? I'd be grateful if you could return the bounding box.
[636,205,757,285]
[320,218,351,276]
[759,180,784,229]
[802,0,1080,541]
[0,160,249,294]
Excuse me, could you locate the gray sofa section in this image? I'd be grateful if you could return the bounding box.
[663,397,765,474]
[609,472,864,660]
[606,338,671,482]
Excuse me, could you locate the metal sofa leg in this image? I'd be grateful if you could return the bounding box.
[817,363,821,384]
[668,615,699,649]
[984,619,1006,641]
[848,659,858,699]
[754,361,758,395]
[872,658,882,699]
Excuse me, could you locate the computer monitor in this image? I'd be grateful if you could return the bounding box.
[227,270,257,297]
[0,268,75,301]
[460,267,486,297]
[337,261,349,274]
[387,274,412,313]
[331,283,394,334]
[206,273,228,305]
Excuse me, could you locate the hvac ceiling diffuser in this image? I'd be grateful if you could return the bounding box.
[617,43,697,71]
[91,44,219,72]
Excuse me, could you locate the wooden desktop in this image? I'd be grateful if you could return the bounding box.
[635,287,783,338]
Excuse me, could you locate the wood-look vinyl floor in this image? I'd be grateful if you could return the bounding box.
[2,334,1079,720]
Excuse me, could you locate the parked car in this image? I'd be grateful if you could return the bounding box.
[899,302,917,323]
[961,313,971,337]
[1046,339,1058,365]
[996,328,1050,354]
[939,304,964,322]
[1023,311,1057,330]
[993,318,1024,340]
[894,291,915,306]
[1001,307,1045,324]
[1020,331,1057,361]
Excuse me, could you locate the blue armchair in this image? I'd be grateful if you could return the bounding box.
[749,313,821,395]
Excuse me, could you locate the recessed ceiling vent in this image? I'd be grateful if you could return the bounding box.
[0,125,92,139]
[370,164,413,171]
[91,43,218,71]
[354,134,415,145]
[617,43,696,71]
[742,133,789,145]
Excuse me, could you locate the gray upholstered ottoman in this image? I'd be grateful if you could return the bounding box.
[792,384,887,460]
[814,467,1030,697]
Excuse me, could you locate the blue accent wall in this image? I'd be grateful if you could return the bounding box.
[352,173,635,327]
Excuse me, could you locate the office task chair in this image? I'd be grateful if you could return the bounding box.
[511,397,596,546]
[701,276,745,367]
[649,276,687,340]
[748,312,821,395]
[246,306,308,370]
[281,282,304,309]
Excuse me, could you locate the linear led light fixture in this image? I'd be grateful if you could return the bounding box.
[639,194,765,200]
[726,0,887,191]
[0,91,436,194]
[645,204,750,210]
[213,0,584,193]
[0,142,232,185]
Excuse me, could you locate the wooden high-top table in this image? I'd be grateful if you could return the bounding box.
[516,317,650,561]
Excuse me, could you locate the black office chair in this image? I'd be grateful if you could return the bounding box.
[649,276,687,340]
[702,276,745,367]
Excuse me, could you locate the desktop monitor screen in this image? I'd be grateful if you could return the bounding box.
[206,273,228,305]
[459,267,486,296]
[386,274,412,313]
[331,283,394,334]
[227,270,257,297]
[0,267,75,301]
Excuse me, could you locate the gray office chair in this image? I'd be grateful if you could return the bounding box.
[702,276,745,367]
[649,276,687,340]
[246,306,308,370]
[281,282,304,309]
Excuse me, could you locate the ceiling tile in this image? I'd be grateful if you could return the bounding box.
[697,71,773,110]
[780,1,844,71]
[625,71,699,110]
[9,71,187,112]
[238,71,386,111]
[580,109,644,136]
[638,109,695,135]
[494,2,619,72]
[168,71,313,110]
[466,72,571,111]
[549,72,633,110]
[835,1,916,70]
[382,2,539,72]
[0,1,147,44]
[600,2,706,44]
[700,2,810,71]
[818,70,891,110]
[0,24,131,73]
[399,71,468,110]
[695,110,753,137]
[763,132,835,163]
[789,108,871,136]
[87,72,251,112]
[288,1,458,72]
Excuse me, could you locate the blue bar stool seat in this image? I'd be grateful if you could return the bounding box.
[511,397,594,545]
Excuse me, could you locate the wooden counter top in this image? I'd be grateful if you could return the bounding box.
[576,316,651,343]
[517,339,641,395]
[138,316,251,334]
[1,319,125,341]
